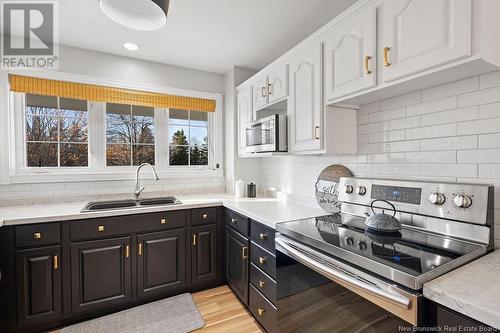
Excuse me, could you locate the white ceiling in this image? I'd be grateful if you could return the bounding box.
[59,0,357,74]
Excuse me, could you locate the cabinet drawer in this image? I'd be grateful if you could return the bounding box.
[225,209,249,237]
[250,242,276,279]
[249,284,276,333]
[71,210,186,241]
[250,221,275,253]
[250,263,276,304]
[16,223,61,248]
[191,207,217,226]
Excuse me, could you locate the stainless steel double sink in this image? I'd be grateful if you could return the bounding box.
[81,196,182,213]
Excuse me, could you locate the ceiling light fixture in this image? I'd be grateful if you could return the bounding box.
[123,42,139,51]
[99,0,170,31]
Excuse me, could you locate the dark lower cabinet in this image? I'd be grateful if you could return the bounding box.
[70,237,132,314]
[225,226,249,305]
[137,230,186,298]
[191,225,218,285]
[16,245,62,327]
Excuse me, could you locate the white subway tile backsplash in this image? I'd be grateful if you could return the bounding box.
[478,102,500,119]
[406,123,457,140]
[479,133,500,148]
[358,122,380,135]
[406,96,457,116]
[368,107,405,123]
[383,141,420,153]
[405,151,456,164]
[420,136,477,151]
[381,116,420,131]
[458,149,500,163]
[479,165,500,179]
[368,153,407,164]
[380,92,421,111]
[358,134,369,144]
[421,76,478,102]
[457,118,500,135]
[359,101,380,114]
[357,113,369,125]
[480,71,500,89]
[458,86,500,107]
[421,164,477,178]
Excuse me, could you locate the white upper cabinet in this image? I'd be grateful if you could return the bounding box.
[268,65,288,104]
[288,40,323,153]
[237,85,253,156]
[382,0,472,82]
[324,6,377,102]
[253,76,268,111]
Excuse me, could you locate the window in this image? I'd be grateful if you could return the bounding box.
[25,94,88,167]
[169,109,208,166]
[106,103,155,166]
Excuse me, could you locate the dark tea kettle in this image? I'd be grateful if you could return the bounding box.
[364,200,401,233]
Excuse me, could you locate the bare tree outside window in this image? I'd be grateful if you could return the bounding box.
[25,94,88,167]
[169,109,208,166]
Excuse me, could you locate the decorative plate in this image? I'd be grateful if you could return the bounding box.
[314,165,353,214]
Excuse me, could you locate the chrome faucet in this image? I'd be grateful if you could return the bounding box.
[134,163,160,200]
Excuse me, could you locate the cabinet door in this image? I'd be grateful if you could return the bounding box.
[324,6,377,101]
[137,230,186,298]
[288,39,323,152]
[253,76,269,111]
[268,65,288,104]
[382,0,471,82]
[225,226,249,305]
[16,246,62,327]
[191,225,217,285]
[70,237,132,314]
[237,85,253,155]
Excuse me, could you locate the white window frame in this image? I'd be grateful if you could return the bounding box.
[4,71,223,184]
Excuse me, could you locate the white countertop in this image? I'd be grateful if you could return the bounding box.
[423,250,500,329]
[0,193,328,230]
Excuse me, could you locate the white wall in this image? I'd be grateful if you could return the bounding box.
[0,45,226,204]
[261,71,500,245]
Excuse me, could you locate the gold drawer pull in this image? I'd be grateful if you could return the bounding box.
[98,225,105,232]
[384,47,391,67]
[259,256,267,265]
[268,83,272,95]
[259,280,266,288]
[193,235,197,246]
[259,233,267,240]
[53,255,58,270]
[160,219,167,224]
[242,246,248,260]
[125,245,130,258]
[364,55,372,74]
[138,243,143,256]
[33,232,42,240]
[202,214,208,220]
[258,308,265,316]
[231,218,237,224]
[261,86,267,98]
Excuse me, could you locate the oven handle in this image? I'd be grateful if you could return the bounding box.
[275,237,412,310]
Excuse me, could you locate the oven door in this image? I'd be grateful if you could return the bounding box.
[275,235,421,332]
[245,116,277,153]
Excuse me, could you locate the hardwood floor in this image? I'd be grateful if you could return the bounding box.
[193,285,263,333]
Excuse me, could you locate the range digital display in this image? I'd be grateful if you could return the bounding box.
[371,185,422,205]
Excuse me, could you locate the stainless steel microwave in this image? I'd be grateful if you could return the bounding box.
[245,114,287,153]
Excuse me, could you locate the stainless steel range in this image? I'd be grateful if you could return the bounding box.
[274,178,493,331]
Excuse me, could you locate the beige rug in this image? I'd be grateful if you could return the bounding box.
[61,293,205,333]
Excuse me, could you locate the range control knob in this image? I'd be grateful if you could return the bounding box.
[357,186,367,196]
[345,185,354,194]
[428,192,446,205]
[358,241,367,251]
[346,237,354,246]
[453,194,473,209]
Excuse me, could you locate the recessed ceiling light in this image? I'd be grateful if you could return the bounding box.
[123,42,139,51]
[99,0,170,31]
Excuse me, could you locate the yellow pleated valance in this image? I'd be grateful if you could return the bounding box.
[9,75,216,112]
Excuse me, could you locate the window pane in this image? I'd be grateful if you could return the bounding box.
[60,117,88,142]
[26,94,57,109]
[60,98,87,117]
[169,146,188,165]
[131,122,155,144]
[107,103,131,121]
[26,115,58,141]
[60,143,88,166]
[106,120,131,143]
[169,126,189,145]
[169,109,189,126]
[190,111,208,127]
[132,105,154,123]
[27,142,57,167]
[26,105,58,117]
[190,126,207,146]
[106,144,131,166]
[190,144,208,166]
[132,145,155,165]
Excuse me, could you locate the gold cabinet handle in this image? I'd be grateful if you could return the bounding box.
[364,56,372,74]
[258,308,266,316]
[242,246,248,260]
[98,225,105,232]
[259,233,267,240]
[268,83,272,95]
[259,256,267,264]
[138,243,143,256]
[125,245,130,258]
[261,86,267,98]
[231,218,237,224]
[314,126,320,140]
[53,255,58,270]
[202,214,208,220]
[193,234,197,246]
[259,280,266,288]
[384,47,391,67]
[160,218,167,224]
[33,232,42,240]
